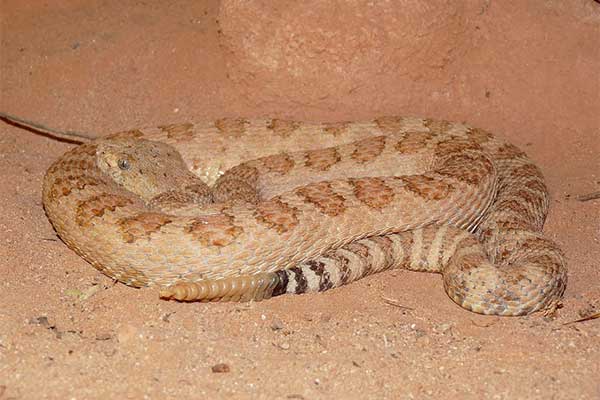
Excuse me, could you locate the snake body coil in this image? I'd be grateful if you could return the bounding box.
[42,116,567,315]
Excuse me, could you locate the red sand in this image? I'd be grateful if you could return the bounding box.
[1,1,598,399]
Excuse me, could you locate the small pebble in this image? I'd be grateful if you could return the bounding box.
[271,317,284,331]
[29,316,49,326]
[80,284,101,300]
[319,313,332,323]
[414,329,427,338]
[434,323,452,334]
[278,341,291,350]
[64,288,84,298]
[117,324,140,344]
[95,333,113,341]
[211,363,231,373]
[161,312,174,323]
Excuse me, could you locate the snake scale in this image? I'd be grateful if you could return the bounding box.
[41,116,567,315]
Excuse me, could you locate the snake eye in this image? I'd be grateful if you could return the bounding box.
[117,159,131,170]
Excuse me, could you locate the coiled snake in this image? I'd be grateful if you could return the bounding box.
[41,116,567,315]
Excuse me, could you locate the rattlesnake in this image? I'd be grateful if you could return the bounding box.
[40,116,567,315]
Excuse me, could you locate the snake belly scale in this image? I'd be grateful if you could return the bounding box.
[42,116,567,315]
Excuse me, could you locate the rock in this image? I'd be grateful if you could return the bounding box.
[211,363,231,373]
[271,317,285,331]
[95,332,113,341]
[117,324,140,344]
[218,0,471,111]
[277,341,291,350]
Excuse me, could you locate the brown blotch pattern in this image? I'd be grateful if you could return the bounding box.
[456,252,484,274]
[46,161,61,176]
[496,143,527,160]
[76,194,132,227]
[504,271,530,286]
[466,127,493,144]
[305,147,340,171]
[221,164,259,184]
[267,119,300,138]
[521,178,547,195]
[79,159,95,170]
[519,236,556,252]
[73,143,99,157]
[437,154,492,185]
[514,189,546,214]
[118,212,173,243]
[303,260,332,292]
[351,136,386,164]
[106,129,145,140]
[212,177,259,204]
[332,253,353,285]
[477,227,495,244]
[510,164,543,180]
[185,213,244,247]
[487,287,522,304]
[524,254,560,269]
[288,267,308,293]
[322,122,349,137]
[401,175,453,201]
[373,116,406,134]
[435,138,481,156]
[344,241,371,259]
[215,118,249,138]
[51,160,81,175]
[350,177,395,209]
[158,123,194,141]
[259,153,295,175]
[48,144,98,175]
[395,132,434,154]
[254,199,299,233]
[494,218,531,233]
[296,182,347,217]
[49,174,103,201]
[185,183,213,198]
[423,118,453,134]
[495,199,533,222]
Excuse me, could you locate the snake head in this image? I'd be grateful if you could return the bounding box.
[96,138,203,202]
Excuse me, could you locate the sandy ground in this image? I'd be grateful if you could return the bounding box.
[0,1,599,399]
